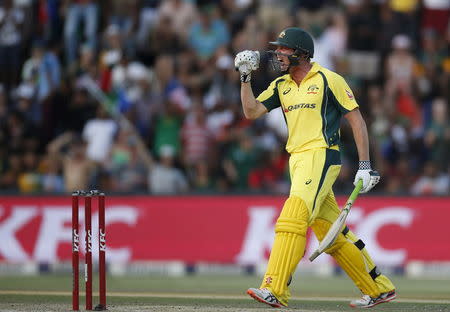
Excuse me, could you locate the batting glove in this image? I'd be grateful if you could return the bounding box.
[353,161,380,193]
[234,50,260,83]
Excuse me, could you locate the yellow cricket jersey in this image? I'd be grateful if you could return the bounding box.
[257,62,358,154]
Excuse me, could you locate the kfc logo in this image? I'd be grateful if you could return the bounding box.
[99,229,106,252]
[73,229,79,252]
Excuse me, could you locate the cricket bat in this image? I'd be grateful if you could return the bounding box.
[309,180,363,262]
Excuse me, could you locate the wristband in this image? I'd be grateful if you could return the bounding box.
[358,161,371,170]
[241,72,251,83]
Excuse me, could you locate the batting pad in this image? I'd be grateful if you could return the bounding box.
[260,196,308,306]
[311,218,380,298]
[342,228,396,294]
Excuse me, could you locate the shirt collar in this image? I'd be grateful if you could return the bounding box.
[309,62,321,74]
[304,62,321,79]
[286,62,322,83]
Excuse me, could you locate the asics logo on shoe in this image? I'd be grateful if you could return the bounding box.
[349,290,396,308]
[247,288,286,308]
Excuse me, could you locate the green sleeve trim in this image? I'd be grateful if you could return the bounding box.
[261,96,280,112]
[260,79,285,112]
[328,88,351,114]
[318,71,343,147]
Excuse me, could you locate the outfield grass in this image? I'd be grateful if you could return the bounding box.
[0,274,449,311]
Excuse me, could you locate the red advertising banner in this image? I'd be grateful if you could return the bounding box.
[0,196,449,266]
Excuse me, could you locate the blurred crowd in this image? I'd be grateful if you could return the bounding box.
[0,0,448,195]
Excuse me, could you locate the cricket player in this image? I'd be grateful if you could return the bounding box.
[234,27,396,308]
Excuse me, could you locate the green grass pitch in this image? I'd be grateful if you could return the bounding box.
[0,274,449,311]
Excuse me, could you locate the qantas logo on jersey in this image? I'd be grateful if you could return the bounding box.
[284,103,316,112]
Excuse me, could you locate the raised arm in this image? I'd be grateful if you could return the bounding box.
[240,83,268,120]
[47,131,76,155]
[235,50,268,120]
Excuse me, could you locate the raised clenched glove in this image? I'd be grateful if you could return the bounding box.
[353,161,380,193]
[234,50,260,83]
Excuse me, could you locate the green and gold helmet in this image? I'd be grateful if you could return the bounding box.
[270,27,314,58]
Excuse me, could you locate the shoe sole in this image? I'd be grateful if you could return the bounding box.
[246,289,284,308]
[349,292,397,308]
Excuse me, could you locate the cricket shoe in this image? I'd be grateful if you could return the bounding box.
[349,290,396,308]
[247,288,286,308]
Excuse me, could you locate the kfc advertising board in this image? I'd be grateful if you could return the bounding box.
[0,196,449,267]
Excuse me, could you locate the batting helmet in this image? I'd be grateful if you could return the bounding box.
[269,27,314,58]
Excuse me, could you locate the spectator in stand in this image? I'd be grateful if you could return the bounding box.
[0,85,7,125]
[0,151,23,191]
[419,28,447,74]
[63,0,99,67]
[424,98,450,171]
[158,0,197,40]
[188,4,230,61]
[145,15,183,62]
[204,49,239,111]
[415,28,446,103]
[82,105,118,163]
[411,161,448,195]
[38,0,63,44]
[17,150,41,193]
[40,153,65,193]
[135,0,160,59]
[191,162,215,192]
[385,157,414,195]
[388,0,418,39]
[293,0,328,35]
[106,128,148,193]
[422,0,450,36]
[3,110,35,153]
[385,34,416,97]
[148,144,188,194]
[248,145,288,193]
[0,0,25,89]
[59,87,96,133]
[368,85,390,148]
[181,105,214,169]
[345,0,380,80]
[223,131,260,191]
[206,100,235,142]
[109,55,151,118]
[314,11,348,71]
[21,40,61,123]
[130,67,161,138]
[72,43,96,78]
[47,131,95,192]
[13,84,36,124]
[98,23,123,91]
[154,54,191,112]
[0,141,7,181]
[107,0,139,56]
[153,99,183,159]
